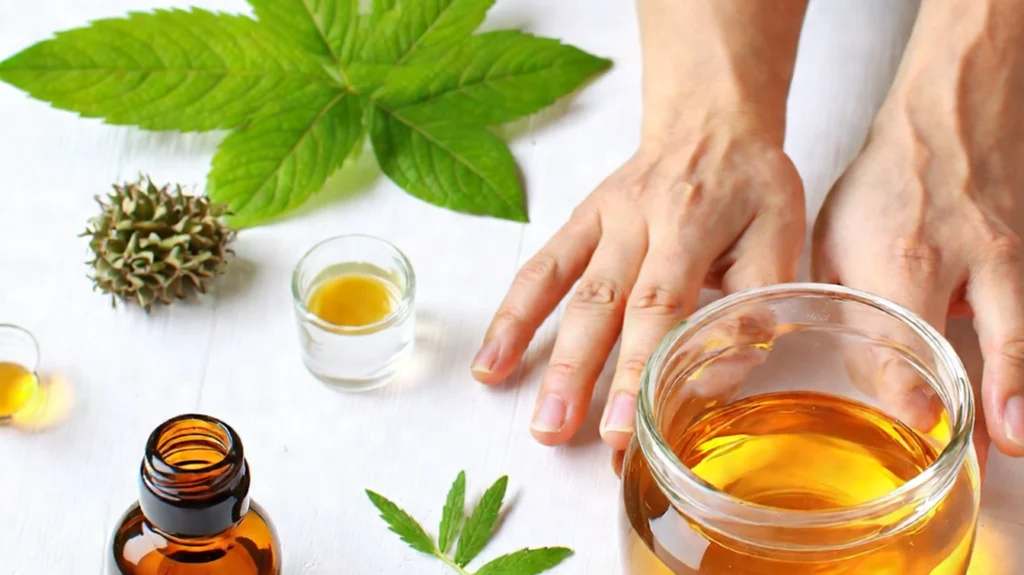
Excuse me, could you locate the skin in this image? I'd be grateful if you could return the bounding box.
[473,0,1024,467]
[815,0,1024,461]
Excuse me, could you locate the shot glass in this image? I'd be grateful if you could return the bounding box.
[0,324,41,423]
[291,235,416,391]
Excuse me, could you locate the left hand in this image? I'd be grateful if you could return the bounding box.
[813,83,1024,462]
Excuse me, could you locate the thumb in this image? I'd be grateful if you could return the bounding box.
[967,243,1024,457]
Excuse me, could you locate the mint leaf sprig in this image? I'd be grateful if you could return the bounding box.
[0,0,612,227]
[367,472,573,575]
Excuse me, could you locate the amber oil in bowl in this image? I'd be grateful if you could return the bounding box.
[620,283,980,574]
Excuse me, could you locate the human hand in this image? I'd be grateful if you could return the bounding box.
[472,120,804,449]
[812,7,1024,460]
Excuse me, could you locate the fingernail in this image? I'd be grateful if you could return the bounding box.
[471,341,500,374]
[531,394,567,433]
[1004,395,1024,447]
[603,392,637,433]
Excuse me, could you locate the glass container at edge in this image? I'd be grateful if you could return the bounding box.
[619,282,980,574]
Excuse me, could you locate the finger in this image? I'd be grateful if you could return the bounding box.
[845,243,952,432]
[657,308,776,433]
[721,209,804,293]
[599,238,708,449]
[945,315,991,476]
[472,206,601,384]
[966,239,1024,456]
[531,233,646,445]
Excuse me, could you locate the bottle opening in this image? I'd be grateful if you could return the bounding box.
[153,416,235,473]
[140,414,251,537]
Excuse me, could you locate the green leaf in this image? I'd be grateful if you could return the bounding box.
[454,475,509,567]
[362,0,494,65]
[474,548,574,575]
[0,9,331,132]
[439,471,467,554]
[375,31,612,126]
[366,489,437,556]
[248,0,360,64]
[369,104,526,221]
[206,87,362,227]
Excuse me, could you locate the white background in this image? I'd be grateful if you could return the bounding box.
[1,0,1022,573]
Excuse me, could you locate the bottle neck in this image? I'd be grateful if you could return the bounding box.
[139,414,251,538]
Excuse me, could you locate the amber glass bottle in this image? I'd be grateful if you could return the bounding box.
[110,414,281,574]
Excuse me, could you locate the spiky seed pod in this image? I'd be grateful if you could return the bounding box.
[82,175,234,312]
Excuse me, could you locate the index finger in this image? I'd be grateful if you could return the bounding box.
[471,207,601,385]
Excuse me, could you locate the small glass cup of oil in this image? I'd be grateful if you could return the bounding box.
[0,324,41,423]
[291,234,415,391]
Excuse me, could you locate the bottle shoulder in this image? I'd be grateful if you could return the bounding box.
[109,501,280,575]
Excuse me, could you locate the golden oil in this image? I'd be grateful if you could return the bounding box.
[307,263,397,327]
[622,391,979,574]
[0,361,38,420]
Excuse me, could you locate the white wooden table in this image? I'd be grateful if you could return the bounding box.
[1,1,1022,573]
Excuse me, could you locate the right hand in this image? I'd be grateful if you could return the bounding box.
[472,115,806,450]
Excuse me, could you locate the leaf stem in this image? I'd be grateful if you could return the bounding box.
[435,550,472,575]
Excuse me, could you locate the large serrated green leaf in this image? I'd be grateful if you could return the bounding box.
[207,87,363,227]
[0,8,331,132]
[370,104,526,222]
[248,0,360,64]
[474,547,574,575]
[362,0,494,65]
[375,31,612,126]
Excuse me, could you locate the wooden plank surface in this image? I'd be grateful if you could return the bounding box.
[0,0,1020,573]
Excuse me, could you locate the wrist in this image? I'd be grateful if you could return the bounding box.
[636,0,805,152]
[880,0,1024,139]
[640,92,787,153]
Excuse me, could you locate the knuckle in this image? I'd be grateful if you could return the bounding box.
[622,181,648,202]
[996,337,1024,373]
[629,285,686,316]
[983,233,1023,268]
[617,356,650,379]
[670,181,711,218]
[547,358,583,379]
[569,277,625,313]
[493,306,526,327]
[515,253,559,287]
[889,236,943,278]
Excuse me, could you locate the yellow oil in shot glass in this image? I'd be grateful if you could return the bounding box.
[0,324,41,423]
[291,235,416,392]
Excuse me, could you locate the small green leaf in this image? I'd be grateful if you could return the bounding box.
[207,88,362,227]
[369,104,526,221]
[248,0,361,64]
[366,489,437,556]
[454,475,509,567]
[0,9,330,132]
[375,31,612,126]
[474,548,574,575]
[362,0,494,65]
[439,471,467,554]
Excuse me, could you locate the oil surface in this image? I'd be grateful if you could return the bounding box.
[622,391,979,574]
[307,272,395,327]
[0,361,37,419]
